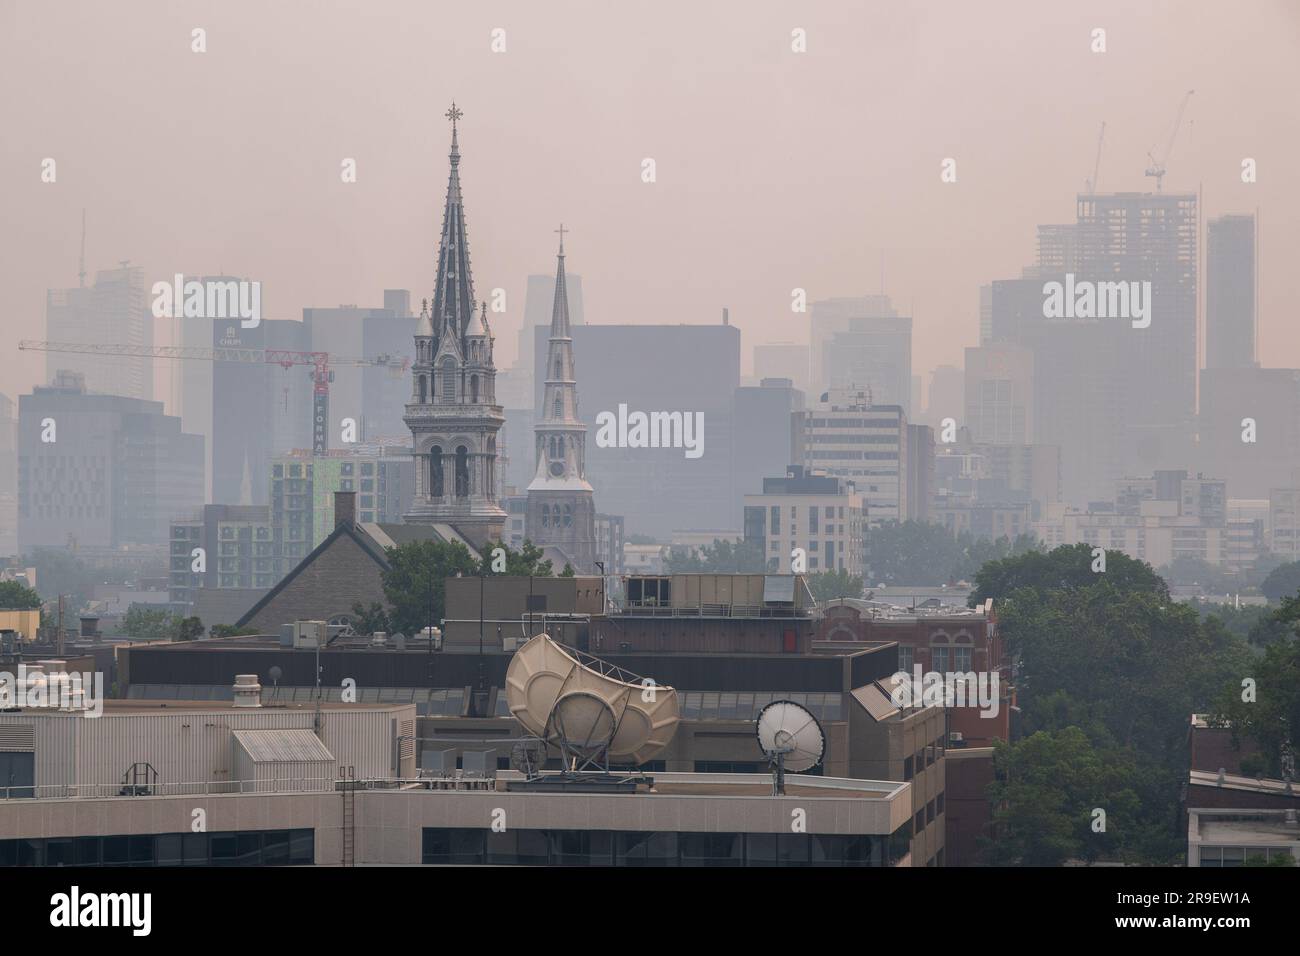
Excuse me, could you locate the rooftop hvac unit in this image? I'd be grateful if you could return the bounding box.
[461,750,496,779]
[293,620,327,649]
[421,748,457,778]
[948,731,965,748]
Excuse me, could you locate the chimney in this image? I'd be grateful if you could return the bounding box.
[334,491,357,529]
[232,674,262,708]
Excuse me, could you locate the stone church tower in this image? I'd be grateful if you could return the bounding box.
[403,105,505,547]
[525,228,597,571]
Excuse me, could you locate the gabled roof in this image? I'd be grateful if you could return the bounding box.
[235,521,457,627]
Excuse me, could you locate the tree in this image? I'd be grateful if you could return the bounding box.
[0,580,41,609]
[175,616,205,641]
[981,728,1163,865]
[209,624,259,638]
[379,539,480,636]
[120,606,179,641]
[1260,560,1300,602]
[663,538,766,573]
[968,542,1168,607]
[349,601,392,636]
[120,607,205,642]
[559,563,576,577]
[477,539,553,577]
[1210,595,1300,779]
[807,569,864,602]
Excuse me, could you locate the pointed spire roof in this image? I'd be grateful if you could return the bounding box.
[549,224,572,339]
[431,103,476,338]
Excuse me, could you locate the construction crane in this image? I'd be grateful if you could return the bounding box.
[1085,121,1106,195]
[18,340,409,454]
[1145,89,1194,192]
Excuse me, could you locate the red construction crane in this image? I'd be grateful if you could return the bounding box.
[18,339,409,454]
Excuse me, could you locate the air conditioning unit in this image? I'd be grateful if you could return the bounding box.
[292,620,327,648]
[948,731,964,745]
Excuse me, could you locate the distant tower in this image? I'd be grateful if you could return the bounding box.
[525,226,596,571]
[403,104,506,546]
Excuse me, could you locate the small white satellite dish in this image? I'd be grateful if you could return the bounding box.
[755,699,826,795]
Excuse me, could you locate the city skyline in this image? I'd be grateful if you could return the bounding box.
[4,1,1300,414]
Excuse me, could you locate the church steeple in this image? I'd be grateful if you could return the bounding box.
[431,102,476,340]
[525,226,597,572]
[403,105,506,547]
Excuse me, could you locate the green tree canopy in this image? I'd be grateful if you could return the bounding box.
[0,580,42,610]
[807,569,864,603]
[663,538,766,573]
[968,542,1168,607]
[376,539,556,636]
[1260,560,1300,602]
[1209,595,1300,778]
[862,521,1038,587]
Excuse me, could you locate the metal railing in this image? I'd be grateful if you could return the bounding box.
[612,603,812,619]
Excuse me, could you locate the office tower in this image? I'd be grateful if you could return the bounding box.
[210,318,312,506]
[0,394,16,555]
[1206,214,1257,370]
[810,295,898,387]
[45,264,152,399]
[303,291,416,443]
[925,365,964,427]
[533,321,739,536]
[964,344,1034,445]
[525,233,598,571]
[732,378,806,527]
[906,424,935,523]
[18,371,203,552]
[978,284,993,346]
[989,192,1198,504]
[792,386,908,526]
[1199,368,1300,498]
[403,110,506,547]
[743,466,865,575]
[753,343,809,395]
[811,297,912,414]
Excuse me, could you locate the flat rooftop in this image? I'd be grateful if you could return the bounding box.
[0,699,413,717]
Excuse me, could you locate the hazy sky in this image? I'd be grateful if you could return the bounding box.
[3,0,1298,411]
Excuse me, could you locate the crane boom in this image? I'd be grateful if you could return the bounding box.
[19,339,409,453]
[1145,89,1194,191]
[1086,121,1106,195]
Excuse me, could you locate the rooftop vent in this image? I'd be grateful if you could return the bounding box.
[232,674,262,708]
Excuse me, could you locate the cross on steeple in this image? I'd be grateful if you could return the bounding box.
[555,222,568,254]
[445,102,463,129]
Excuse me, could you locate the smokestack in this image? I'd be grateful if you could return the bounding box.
[722,307,729,326]
[334,491,357,529]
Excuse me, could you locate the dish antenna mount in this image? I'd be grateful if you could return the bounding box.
[755,699,826,796]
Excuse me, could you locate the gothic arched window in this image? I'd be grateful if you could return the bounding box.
[429,445,444,497]
[541,504,550,528]
[454,445,469,497]
[441,358,456,402]
[563,504,573,527]
[553,397,562,419]
[470,374,479,403]
[418,375,427,404]
[555,358,562,378]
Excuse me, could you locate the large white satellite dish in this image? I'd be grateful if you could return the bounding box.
[755,699,826,794]
[505,632,680,771]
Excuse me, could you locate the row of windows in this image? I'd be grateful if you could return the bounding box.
[1199,846,1296,867]
[0,828,314,867]
[421,826,911,867]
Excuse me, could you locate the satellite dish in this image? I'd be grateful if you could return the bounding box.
[505,633,679,773]
[755,699,825,795]
[509,738,547,777]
